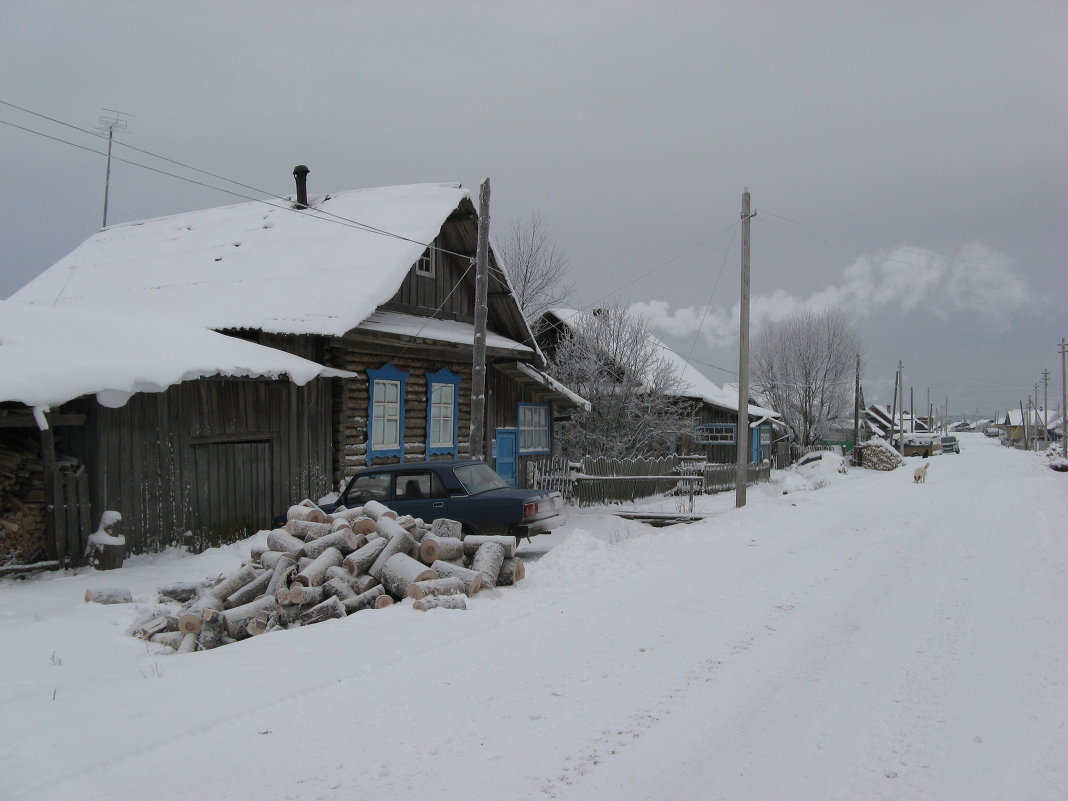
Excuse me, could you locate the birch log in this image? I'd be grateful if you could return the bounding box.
[258,550,288,570]
[462,535,517,558]
[285,519,333,541]
[221,596,278,639]
[327,506,365,523]
[157,581,209,603]
[342,537,388,575]
[350,574,381,594]
[470,542,506,588]
[301,529,363,560]
[286,504,327,524]
[178,594,223,635]
[224,570,271,609]
[196,614,224,650]
[418,535,464,564]
[176,632,198,654]
[349,516,378,536]
[430,560,484,595]
[413,595,468,611]
[497,557,526,586]
[322,577,358,601]
[288,584,325,605]
[361,499,398,521]
[368,528,417,581]
[430,518,463,538]
[84,587,133,604]
[380,553,438,599]
[294,547,344,587]
[342,585,387,613]
[149,631,185,649]
[266,529,307,557]
[405,576,466,600]
[209,564,258,602]
[265,555,298,596]
[297,596,346,626]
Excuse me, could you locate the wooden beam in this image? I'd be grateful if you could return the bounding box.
[0,413,87,428]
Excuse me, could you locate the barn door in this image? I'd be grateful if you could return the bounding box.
[191,439,273,550]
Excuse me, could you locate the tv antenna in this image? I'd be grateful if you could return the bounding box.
[96,108,131,227]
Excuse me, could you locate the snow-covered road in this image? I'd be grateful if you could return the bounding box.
[1,435,1065,800]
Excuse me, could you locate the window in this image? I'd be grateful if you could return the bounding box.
[346,473,390,503]
[367,364,408,462]
[518,402,551,454]
[414,242,439,277]
[395,471,446,500]
[426,367,460,455]
[694,423,736,444]
[453,463,510,495]
[760,426,772,445]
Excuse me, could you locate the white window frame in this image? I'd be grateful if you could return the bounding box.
[371,379,402,450]
[518,402,551,454]
[415,243,439,278]
[695,423,736,444]
[429,382,455,448]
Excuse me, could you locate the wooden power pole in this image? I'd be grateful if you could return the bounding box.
[470,178,490,461]
[736,189,753,508]
[1060,338,1067,459]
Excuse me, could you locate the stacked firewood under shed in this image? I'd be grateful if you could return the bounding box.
[0,433,47,564]
[122,499,526,653]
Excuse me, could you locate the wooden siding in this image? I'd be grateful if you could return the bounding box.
[61,377,332,555]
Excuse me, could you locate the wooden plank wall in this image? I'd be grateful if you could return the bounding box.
[62,377,333,554]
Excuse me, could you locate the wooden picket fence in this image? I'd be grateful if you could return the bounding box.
[527,455,772,507]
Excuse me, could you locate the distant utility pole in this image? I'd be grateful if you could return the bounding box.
[469,178,490,461]
[910,387,915,433]
[852,353,861,464]
[97,109,130,228]
[897,362,905,454]
[1060,338,1067,458]
[736,189,755,509]
[1042,367,1050,444]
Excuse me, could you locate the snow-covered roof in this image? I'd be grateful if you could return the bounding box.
[11,183,472,338]
[0,300,352,427]
[1005,408,1054,427]
[356,310,532,354]
[545,307,779,420]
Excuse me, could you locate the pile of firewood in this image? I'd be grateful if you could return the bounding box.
[119,499,526,654]
[860,439,902,471]
[0,433,47,564]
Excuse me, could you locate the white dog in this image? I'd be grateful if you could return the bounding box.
[914,462,930,483]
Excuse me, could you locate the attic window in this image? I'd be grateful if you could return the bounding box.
[415,242,440,278]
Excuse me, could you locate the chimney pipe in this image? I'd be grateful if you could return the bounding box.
[293,165,310,208]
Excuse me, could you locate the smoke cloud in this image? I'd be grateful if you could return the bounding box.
[630,242,1034,348]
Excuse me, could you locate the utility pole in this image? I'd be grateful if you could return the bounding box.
[852,353,861,465]
[97,109,129,228]
[897,362,905,454]
[1034,382,1041,448]
[469,178,490,462]
[1042,368,1050,445]
[927,386,932,434]
[735,189,754,508]
[1060,338,1067,459]
[910,387,915,433]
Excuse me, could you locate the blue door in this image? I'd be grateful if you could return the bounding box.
[494,428,519,487]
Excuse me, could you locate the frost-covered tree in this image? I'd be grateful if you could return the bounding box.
[545,306,694,459]
[752,307,863,446]
[498,214,574,328]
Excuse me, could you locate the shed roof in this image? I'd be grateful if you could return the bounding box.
[0,300,351,427]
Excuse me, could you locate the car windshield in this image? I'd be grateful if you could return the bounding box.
[453,463,510,495]
[942,437,956,443]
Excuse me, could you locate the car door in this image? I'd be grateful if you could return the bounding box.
[388,469,450,522]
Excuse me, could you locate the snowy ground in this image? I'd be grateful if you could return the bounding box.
[1,434,1065,801]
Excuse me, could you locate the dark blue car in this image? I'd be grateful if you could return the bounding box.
[323,459,566,539]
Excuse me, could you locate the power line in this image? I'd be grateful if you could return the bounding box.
[0,104,473,260]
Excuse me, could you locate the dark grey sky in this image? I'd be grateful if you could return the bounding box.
[2,1,1065,419]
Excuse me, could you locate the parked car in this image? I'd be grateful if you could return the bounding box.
[941,435,961,454]
[984,427,1000,437]
[320,459,566,539]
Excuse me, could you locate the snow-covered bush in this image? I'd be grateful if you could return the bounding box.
[1043,444,1067,472]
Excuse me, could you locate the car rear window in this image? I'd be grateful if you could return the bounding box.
[453,463,510,495]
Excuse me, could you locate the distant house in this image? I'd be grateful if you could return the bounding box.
[10,172,586,554]
[864,404,931,441]
[537,308,780,463]
[1000,408,1057,448]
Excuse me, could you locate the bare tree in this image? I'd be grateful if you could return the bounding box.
[498,213,574,327]
[545,306,694,459]
[752,307,863,446]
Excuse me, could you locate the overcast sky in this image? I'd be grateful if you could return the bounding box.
[2,1,1065,420]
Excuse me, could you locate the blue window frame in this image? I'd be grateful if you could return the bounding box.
[367,363,408,463]
[694,423,736,444]
[426,367,461,456]
[517,402,551,454]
